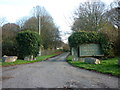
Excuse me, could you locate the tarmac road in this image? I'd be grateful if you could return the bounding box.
[1,52,119,88]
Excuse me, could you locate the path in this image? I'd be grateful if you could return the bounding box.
[1,53,119,88]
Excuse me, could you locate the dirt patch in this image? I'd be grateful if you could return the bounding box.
[63,80,84,88]
[96,82,109,88]
[2,66,17,72]
[29,66,44,68]
[0,76,14,81]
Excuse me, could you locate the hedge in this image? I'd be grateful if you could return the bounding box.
[68,31,114,56]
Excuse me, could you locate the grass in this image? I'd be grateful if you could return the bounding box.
[1,51,62,67]
[67,56,120,77]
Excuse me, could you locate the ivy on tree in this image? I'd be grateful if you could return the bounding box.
[16,30,41,59]
[68,31,113,56]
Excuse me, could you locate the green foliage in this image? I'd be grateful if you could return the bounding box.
[22,14,61,50]
[16,30,40,59]
[68,31,99,47]
[1,52,62,66]
[68,31,113,56]
[2,40,18,56]
[2,23,19,56]
[67,56,120,77]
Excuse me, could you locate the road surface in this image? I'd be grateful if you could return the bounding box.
[1,53,119,88]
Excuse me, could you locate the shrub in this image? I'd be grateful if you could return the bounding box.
[68,31,114,56]
[2,40,18,56]
[16,30,40,59]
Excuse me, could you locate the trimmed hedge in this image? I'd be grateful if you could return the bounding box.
[16,30,40,59]
[68,31,114,56]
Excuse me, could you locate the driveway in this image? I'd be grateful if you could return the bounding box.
[1,52,119,88]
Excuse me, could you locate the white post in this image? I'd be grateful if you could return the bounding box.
[38,15,41,56]
[38,16,40,35]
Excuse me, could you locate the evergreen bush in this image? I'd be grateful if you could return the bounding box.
[16,30,40,59]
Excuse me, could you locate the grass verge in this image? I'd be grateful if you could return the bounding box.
[66,55,120,77]
[1,51,63,67]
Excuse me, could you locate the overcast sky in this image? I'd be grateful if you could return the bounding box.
[0,0,114,43]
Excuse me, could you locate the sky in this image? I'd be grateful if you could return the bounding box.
[0,0,115,43]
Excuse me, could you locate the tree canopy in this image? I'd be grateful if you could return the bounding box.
[72,1,106,31]
[16,5,61,49]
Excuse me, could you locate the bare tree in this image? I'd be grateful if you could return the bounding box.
[2,23,19,56]
[109,0,120,8]
[0,17,7,27]
[16,16,29,30]
[32,5,49,17]
[106,0,120,29]
[108,0,120,56]
[23,17,38,31]
[72,1,106,31]
[99,0,120,56]
[2,23,20,42]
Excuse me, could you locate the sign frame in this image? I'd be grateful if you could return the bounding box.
[79,43,104,57]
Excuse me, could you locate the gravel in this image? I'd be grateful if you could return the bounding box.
[1,52,119,88]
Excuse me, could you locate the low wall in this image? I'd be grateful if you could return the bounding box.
[41,49,58,56]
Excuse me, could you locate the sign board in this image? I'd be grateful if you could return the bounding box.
[79,44,104,57]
